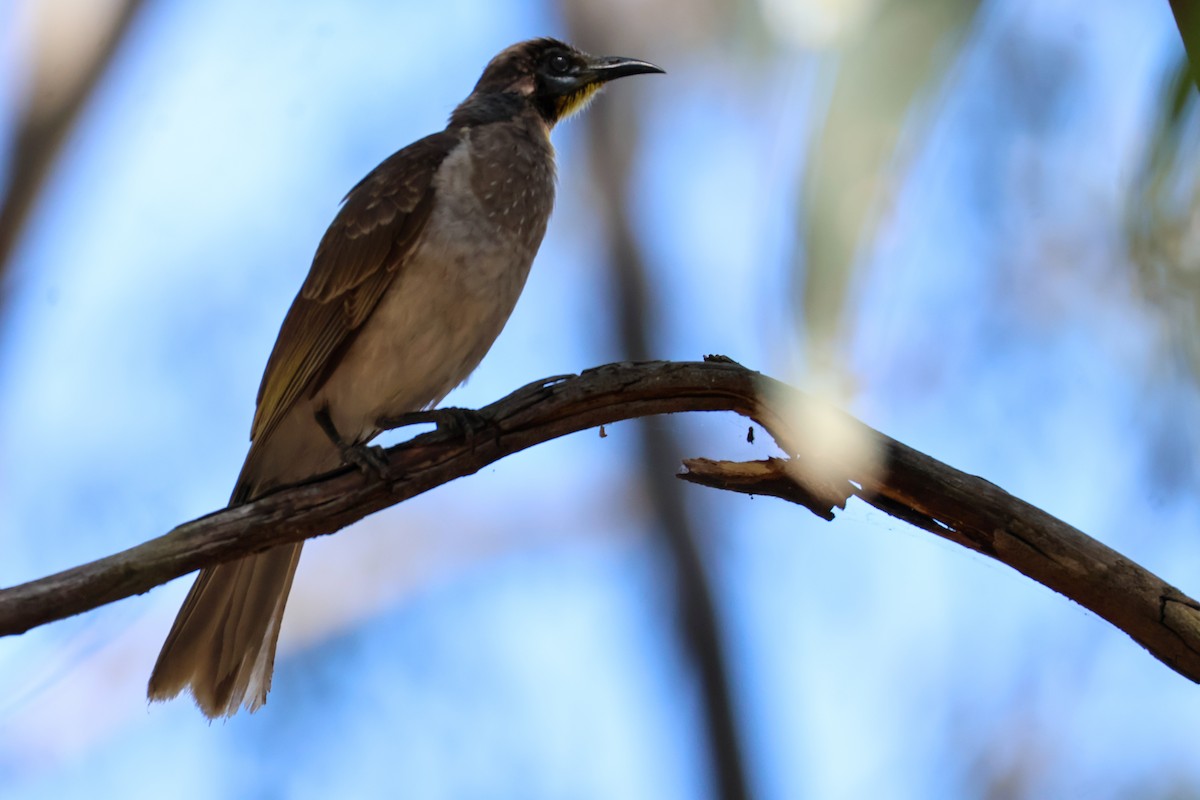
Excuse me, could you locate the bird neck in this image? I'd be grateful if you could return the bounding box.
[450,92,541,129]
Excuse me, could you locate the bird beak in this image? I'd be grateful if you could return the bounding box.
[582,55,666,85]
[548,53,664,122]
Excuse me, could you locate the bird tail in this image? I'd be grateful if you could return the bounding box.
[147,542,302,718]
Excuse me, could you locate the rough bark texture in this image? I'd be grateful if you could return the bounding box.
[3,359,1198,684]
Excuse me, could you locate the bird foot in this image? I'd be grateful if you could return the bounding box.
[315,406,393,481]
[379,407,491,442]
[341,442,392,481]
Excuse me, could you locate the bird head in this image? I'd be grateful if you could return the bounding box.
[454,38,664,128]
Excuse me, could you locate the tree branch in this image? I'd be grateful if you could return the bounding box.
[2,359,1198,685]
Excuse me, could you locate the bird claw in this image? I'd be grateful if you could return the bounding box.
[314,407,393,481]
[433,407,490,438]
[342,443,391,481]
[379,407,490,439]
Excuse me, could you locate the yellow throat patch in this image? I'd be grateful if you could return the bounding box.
[555,82,603,121]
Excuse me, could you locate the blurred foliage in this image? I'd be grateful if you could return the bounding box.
[1129,54,1200,379]
[794,0,980,385]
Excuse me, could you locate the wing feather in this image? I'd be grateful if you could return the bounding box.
[249,131,458,444]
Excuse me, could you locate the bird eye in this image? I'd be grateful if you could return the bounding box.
[547,53,571,75]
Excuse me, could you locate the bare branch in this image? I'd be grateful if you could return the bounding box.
[2,359,1198,686]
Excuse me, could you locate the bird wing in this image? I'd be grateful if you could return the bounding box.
[249,130,460,445]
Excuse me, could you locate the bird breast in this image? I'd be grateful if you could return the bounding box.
[315,125,557,443]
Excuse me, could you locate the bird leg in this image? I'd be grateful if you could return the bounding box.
[377,407,491,443]
[314,406,391,480]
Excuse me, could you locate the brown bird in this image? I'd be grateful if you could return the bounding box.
[147,38,662,718]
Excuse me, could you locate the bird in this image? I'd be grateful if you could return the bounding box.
[147,38,663,718]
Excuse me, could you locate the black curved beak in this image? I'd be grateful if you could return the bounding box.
[583,55,666,84]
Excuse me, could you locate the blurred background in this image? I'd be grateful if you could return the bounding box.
[3,0,1200,797]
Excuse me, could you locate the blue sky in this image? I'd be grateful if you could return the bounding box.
[3,1,1200,797]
